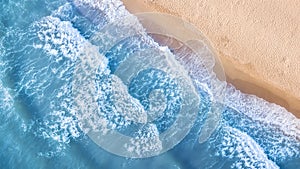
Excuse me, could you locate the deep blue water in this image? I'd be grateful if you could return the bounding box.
[0,0,299,168]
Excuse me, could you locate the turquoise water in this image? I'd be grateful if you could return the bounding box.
[0,0,300,168]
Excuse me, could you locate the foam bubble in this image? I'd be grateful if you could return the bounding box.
[224,84,300,162]
[215,126,279,169]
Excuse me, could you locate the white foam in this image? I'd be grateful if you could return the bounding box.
[217,126,279,169]
[125,124,162,157]
[225,84,300,141]
[34,16,89,62]
[33,14,110,149]
[224,84,300,162]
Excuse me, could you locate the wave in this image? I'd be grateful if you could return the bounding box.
[224,85,300,163]
[0,0,299,168]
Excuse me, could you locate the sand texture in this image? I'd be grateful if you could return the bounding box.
[122,0,300,118]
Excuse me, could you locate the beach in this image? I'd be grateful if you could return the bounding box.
[122,0,300,118]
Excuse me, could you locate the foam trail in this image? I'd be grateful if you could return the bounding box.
[224,85,300,163]
[214,126,279,169]
[225,84,300,140]
[33,13,110,143]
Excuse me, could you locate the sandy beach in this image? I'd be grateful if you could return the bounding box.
[122,0,300,118]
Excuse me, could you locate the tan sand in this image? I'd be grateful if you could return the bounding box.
[122,0,300,118]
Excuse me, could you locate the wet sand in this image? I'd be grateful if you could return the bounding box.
[122,0,300,118]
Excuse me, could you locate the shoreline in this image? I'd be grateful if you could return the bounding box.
[122,0,300,118]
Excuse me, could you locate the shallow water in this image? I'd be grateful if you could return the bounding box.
[0,0,299,168]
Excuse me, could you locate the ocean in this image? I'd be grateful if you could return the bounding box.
[0,0,299,168]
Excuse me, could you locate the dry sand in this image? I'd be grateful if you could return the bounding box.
[122,0,300,118]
